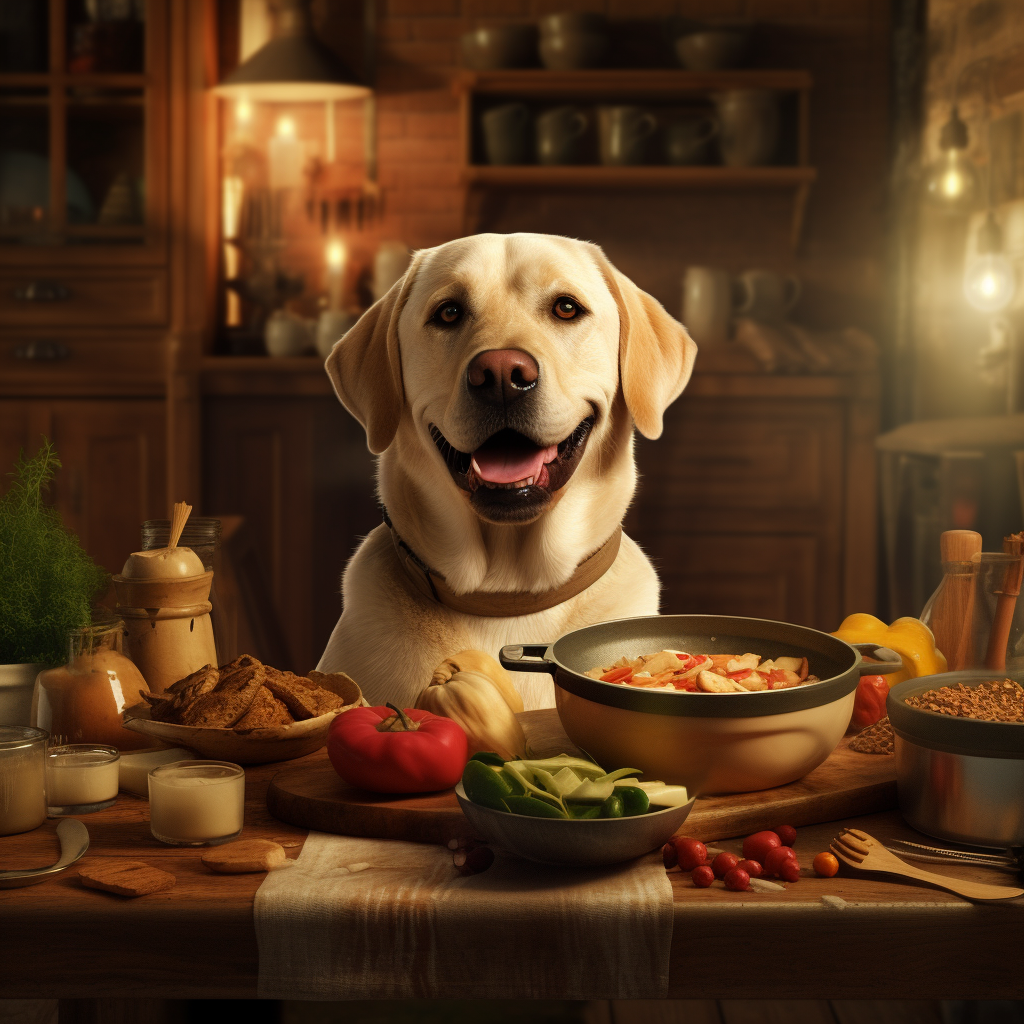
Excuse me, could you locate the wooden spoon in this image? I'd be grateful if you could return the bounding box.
[830,827,1023,902]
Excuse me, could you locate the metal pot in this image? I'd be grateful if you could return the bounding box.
[888,670,1024,847]
[501,614,900,794]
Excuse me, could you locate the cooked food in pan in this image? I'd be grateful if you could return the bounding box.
[585,650,820,692]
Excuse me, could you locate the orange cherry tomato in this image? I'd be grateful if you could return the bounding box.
[813,851,840,877]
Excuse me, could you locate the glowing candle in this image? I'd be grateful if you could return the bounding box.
[268,116,302,190]
[326,239,346,311]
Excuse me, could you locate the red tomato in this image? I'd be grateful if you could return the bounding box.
[737,858,763,878]
[851,675,889,731]
[764,846,798,878]
[774,824,797,847]
[691,865,715,888]
[673,837,708,872]
[724,867,750,891]
[662,843,678,869]
[779,858,801,883]
[711,852,739,879]
[742,830,782,863]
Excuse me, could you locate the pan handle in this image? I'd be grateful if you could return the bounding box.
[850,642,903,676]
[500,644,556,675]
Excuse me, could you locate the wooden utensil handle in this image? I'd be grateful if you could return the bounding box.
[901,863,1023,902]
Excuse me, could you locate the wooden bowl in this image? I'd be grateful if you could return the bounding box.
[121,673,363,765]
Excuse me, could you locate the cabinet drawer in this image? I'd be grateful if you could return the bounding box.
[0,271,168,327]
[1,336,168,395]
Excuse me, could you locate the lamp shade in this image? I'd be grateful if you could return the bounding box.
[212,0,370,101]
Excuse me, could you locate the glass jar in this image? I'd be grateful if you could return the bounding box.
[32,613,151,751]
[142,518,228,663]
[148,760,245,846]
[0,726,48,836]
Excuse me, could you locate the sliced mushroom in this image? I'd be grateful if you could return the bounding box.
[697,670,747,693]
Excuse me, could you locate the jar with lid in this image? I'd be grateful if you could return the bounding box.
[31,614,151,751]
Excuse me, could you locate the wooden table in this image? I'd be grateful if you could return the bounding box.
[1,751,1021,1003]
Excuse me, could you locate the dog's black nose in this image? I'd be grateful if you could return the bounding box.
[467,349,539,406]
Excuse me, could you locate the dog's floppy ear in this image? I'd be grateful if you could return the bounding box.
[324,251,424,454]
[591,248,697,440]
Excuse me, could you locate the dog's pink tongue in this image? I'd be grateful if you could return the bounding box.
[472,441,558,484]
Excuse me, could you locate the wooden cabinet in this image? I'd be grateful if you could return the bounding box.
[626,367,879,631]
[0,399,166,578]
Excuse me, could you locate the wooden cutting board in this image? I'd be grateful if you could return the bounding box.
[265,708,897,844]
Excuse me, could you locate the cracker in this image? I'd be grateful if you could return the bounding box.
[201,839,288,873]
[79,861,176,897]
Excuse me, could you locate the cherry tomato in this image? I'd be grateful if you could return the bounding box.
[711,852,739,879]
[764,845,798,878]
[724,867,750,891]
[742,830,782,863]
[737,858,763,878]
[673,837,708,872]
[691,865,715,888]
[813,851,840,878]
[774,824,797,847]
[779,858,801,883]
[662,843,678,869]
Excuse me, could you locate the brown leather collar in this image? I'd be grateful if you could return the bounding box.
[383,509,622,617]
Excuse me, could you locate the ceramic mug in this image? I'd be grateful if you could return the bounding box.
[664,116,718,166]
[713,89,779,167]
[481,102,531,165]
[682,266,733,346]
[598,106,657,167]
[538,12,608,70]
[536,105,589,166]
[733,269,801,324]
[264,309,313,357]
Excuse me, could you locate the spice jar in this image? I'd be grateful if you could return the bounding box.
[31,615,151,750]
[114,504,218,694]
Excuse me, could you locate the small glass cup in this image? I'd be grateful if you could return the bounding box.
[45,744,119,815]
[0,726,48,836]
[148,760,245,846]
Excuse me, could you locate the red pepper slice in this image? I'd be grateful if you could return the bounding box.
[601,667,633,683]
[327,703,468,794]
[727,669,752,681]
[850,675,889,731]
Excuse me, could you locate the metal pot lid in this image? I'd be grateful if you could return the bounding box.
[888,671,1024,759]
[531,614,894,718]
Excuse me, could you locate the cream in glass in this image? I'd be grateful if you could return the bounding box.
[0,726,48,836]
[46,744,119,814]
[148,760,245,845]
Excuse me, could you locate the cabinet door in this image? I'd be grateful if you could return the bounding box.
[204,397,378,675]
[45,400,167,577]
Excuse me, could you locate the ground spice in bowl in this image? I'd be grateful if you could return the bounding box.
[904,679,1024,723]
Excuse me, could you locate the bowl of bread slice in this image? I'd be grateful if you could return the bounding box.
[123,655,364,764]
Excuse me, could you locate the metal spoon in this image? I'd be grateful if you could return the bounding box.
[0,819,90,888]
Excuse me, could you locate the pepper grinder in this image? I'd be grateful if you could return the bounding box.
[920,529,982,670]
[113,502,218,694]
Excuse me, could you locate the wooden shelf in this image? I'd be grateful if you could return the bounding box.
[454,69,814,97]
[462,165,816,189]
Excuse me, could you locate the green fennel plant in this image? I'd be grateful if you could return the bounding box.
[0,441,108,666]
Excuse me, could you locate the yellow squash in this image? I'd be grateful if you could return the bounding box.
[831,614,947,685]
[416,650,527,760]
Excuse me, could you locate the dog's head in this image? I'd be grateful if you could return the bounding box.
[326,233,696,526]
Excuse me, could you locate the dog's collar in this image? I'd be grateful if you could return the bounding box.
[381,507,622,618]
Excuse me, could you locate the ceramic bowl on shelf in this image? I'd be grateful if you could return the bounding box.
[455,781,695,866]
[122,673,363,765]
[674,26,752,71]
[501,614,902,795]
[461,24,536,70]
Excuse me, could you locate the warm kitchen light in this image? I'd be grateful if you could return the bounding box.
[924,107,979,211]
[326,239,346,310]
[235,98,253,126]
[268,116,302,190]
[276,116,296,139]
[964,212,1016,313]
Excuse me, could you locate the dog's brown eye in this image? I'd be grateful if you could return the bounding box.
[553,297,579,320]
[435,301,462,325]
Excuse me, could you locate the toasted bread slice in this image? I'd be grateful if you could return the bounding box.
[181,657,265,728]
[233,685,294,731]
[167,664,219,696]
[263,667,320,720]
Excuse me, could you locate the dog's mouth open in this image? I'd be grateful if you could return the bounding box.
[429,418,594,523]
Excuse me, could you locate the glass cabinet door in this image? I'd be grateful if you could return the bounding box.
[0,0,160,249]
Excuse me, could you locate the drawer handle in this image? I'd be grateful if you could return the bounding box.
[13,340,70,362]
[13,280,71,303]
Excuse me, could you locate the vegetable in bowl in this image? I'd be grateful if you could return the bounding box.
[461,751,689,819]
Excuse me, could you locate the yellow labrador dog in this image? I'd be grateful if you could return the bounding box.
[318,233,696,709]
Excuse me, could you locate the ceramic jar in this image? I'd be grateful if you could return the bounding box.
[713,89,779,167]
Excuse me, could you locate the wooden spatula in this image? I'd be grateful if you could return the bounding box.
[830,827,1024,902]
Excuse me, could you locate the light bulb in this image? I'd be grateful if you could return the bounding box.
[235,99,253,126]
[924,148,980,210]
[276,116,296,139]
[326,240,345,269]
[964,252,1015,312]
